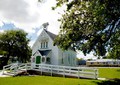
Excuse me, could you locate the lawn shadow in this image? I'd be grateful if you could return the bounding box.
[94,78,120,85]
[117,69,120,72]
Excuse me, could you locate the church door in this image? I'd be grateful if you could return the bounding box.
[36,56,41,64]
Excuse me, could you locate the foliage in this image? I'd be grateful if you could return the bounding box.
[0,50,7,56]
[107,29,120,59]
[77,58,86,65]
[0,29,31,66]
[53,0,120,57]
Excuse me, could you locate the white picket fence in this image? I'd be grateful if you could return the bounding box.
[32,64,98,79]
[3,63,98,79]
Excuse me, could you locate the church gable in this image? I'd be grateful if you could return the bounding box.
[38,29,56,42]
[32,29,57,52]
[39,30,49,41]
[38,29,56,49]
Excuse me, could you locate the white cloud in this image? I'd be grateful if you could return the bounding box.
[0,30,4,33]
[29,40,35,47]
[77,51,97,60]
[0,0,41,33]
[0,0,65,34]
[0,21,3,26]
[37,28,43,36]
[35,0,66,35]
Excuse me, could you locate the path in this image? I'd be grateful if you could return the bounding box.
[0,70,10,77]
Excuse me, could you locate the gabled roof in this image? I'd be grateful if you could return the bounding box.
[44,29,57,40]
[33,50,51,56]
[32,29,57,48]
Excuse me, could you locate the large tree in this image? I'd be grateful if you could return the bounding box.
[0,29,31,66]
[107,29,120,59]
[53,0,120,57]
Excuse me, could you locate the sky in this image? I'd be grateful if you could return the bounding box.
[0,0,97,59]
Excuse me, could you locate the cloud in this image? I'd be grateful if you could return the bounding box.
[37,0,65,34]
[28,40,36,47]
[0,0,41,33]
[0,29,4,33]
[0,0,64,34]
[0,21,3,27]
[0,0,29,22]
[77,51,97,60]
[37,29,43,36]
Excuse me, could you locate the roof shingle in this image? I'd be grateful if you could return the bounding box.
[44,29,57,40]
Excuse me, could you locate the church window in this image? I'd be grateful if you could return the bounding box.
[41,41,48,49]
[46,42,48,48]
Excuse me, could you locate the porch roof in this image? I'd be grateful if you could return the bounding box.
[38,50,51,56]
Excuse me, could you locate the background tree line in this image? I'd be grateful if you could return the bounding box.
[0,29,31,69]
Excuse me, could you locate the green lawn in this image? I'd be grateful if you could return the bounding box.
[0,68,120,85]
[98,68,120,79]
[0,76,100,85]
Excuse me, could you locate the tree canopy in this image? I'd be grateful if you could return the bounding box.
[107,30,120,59]
[53,0,120,58]
[0,29,31,66]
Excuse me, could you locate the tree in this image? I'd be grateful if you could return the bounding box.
[53,0,120,57]
[107,29,120,59]
[0,29,31,66]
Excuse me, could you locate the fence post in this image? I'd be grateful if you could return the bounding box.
[41,64,42,75]
[14,64,17,75]
[69,67,71,74]
[94,69,98,79]
[25,63,27,70]
[2,66,5,74]
[63,66,65,77]
[51,66,52,76]
[31,63,33,69]
[78,68,80,79]
[96,69,98,79]
[58,66,59,73]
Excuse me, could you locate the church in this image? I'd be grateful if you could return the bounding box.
[31,28,77,66]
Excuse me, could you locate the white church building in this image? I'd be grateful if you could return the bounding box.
[31,29,77,66]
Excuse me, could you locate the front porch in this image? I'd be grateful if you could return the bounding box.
[32,50,51,64]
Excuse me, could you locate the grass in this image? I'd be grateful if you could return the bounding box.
[0,76,100,85]
[0,68,120,85]
[98,68,120,79]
